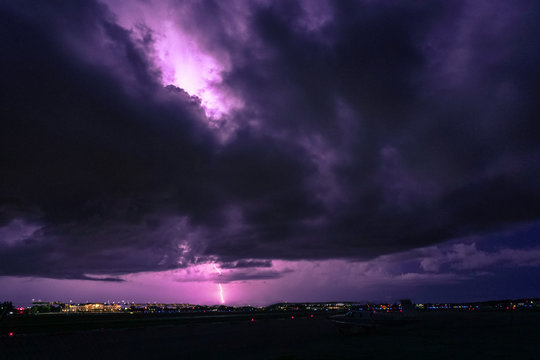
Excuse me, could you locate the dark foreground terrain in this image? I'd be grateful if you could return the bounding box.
[2,312,539,359]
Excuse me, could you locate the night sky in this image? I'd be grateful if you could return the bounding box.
[1,0,539,306]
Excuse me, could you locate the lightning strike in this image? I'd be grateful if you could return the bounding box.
[213,263,225,304]
[218,283,225,304]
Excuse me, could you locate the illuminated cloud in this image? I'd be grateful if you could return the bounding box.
[105,0,244,120]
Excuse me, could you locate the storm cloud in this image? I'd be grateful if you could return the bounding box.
[1,0,540,283]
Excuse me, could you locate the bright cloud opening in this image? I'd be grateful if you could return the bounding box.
[154,21,229,118]
[105,0,239,120]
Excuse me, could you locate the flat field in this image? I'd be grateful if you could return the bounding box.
[1,311,539,359]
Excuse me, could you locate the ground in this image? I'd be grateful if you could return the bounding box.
[1,312,539,359]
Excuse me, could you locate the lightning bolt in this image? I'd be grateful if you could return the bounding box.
[213,263,225,304]
[218,283,224,304]
[213,263,222,275]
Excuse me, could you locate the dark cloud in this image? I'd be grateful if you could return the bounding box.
[79,275,125,282]
[1,0,540,281]
[210,0,540,256]
[221,259,273,269]
[217,268,293,283]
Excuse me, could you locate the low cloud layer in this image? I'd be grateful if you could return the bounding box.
[419,243,540,272]
[1,0,540,282]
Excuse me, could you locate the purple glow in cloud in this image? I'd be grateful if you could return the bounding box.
[105,0,243,120]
